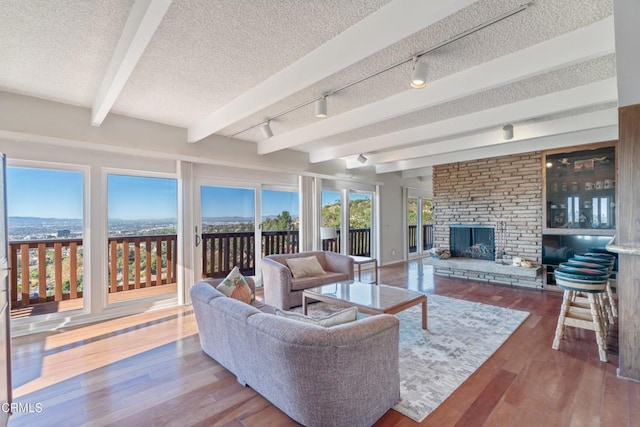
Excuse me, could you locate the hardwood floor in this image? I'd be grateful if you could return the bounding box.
[8,261,639,426]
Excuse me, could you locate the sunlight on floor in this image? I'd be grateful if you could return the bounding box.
[12,306,197,398]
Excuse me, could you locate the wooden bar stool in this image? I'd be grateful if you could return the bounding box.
[552,268,609,363]
[564,259,614,327]
[585,253,617,318]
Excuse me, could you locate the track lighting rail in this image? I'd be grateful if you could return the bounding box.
[227,2,532,139]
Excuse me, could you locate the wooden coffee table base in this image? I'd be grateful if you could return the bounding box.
[302,282,428,330]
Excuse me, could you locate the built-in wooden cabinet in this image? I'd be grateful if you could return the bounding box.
[541,141,617,288]
[543,142,617,236]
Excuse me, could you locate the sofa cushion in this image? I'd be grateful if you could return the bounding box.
[286,256,326,278]
[319,271,350,283]
[216,266,253,304]
[275,306,358,327]
[290,275,323,291]
[251,299,276,315]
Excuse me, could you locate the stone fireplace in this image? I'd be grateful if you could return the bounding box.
[425,151,543,289]
[449,225,495,261]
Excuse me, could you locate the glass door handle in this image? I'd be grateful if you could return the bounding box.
[195,226,202,247]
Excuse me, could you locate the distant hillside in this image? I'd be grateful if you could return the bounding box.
[9,216,82,224]
[202,216,253,223]
[202,215,298,223]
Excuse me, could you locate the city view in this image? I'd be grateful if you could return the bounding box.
[7,216,182,241]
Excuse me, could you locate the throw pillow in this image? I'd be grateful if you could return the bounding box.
[275,306,358,327]
[286,256,326,278]
[216,266,253,304]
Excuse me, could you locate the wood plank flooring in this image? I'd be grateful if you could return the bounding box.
[8,261,639,426]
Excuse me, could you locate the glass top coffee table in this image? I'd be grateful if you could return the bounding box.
[302,281,427,329]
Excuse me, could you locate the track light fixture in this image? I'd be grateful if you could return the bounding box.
[357,153,368,164]
[226,3,531,139]
[315,96,327,118]
[410,56,428,89]
[260,121,273,139]
[502,124,514,140]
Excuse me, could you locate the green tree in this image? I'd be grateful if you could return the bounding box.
[349,198,371,229]
[408,199,433,224]
[321,201,341,227]
[262,211,294,231]
[321,198,373,229]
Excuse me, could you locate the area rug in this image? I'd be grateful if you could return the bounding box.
[296,294,529,423]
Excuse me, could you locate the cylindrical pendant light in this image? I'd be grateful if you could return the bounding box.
[260,121,273,139]
[410,57,428,89]
[502,124,514,140]
[315,97,327,118]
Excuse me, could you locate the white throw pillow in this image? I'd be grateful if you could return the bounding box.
[275,306,358,327]
[286,256,326,278]
[216,266,253,304]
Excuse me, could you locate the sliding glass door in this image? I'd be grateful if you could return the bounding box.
[407,196,433,257]
[408,197,418,254]
[321,190,341,252]
[349,192,372,256]
[199,184,257,278]
[261,188,299,257]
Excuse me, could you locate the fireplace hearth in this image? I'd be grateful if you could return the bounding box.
[450,225,495,261]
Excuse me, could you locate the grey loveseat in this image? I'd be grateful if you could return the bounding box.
[190,279,400,427]
[262,250,354,309]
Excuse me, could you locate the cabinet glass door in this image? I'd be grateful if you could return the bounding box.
[545,145,616,231]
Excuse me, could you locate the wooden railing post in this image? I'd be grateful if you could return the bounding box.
[10,245,17,307]
[54,242,62,301]
[122,239,129,291]
[20,243,29,306]
[155,237,162,286]
[38,244,46,303]
[144,238,152,287]
[70,242,78,299]
[134,240,141,289]
[110,240,118,293]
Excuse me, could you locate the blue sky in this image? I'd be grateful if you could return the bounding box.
[7,167,369,220]
[7,171,302,220]
[201,187,299,218]
[108,175,177,220]
[7,167,84,218]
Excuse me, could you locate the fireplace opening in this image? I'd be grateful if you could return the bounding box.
[450,225,495,261]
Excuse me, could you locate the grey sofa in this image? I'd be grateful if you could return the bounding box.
[190,279,400,427]
[262,251,354,309]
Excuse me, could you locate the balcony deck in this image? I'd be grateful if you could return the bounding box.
[10,284,178,319]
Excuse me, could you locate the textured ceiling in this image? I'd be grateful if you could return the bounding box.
[221,0,612,140]
[112,0,390,127]
[0,0,617,174]
[0,0,133,106]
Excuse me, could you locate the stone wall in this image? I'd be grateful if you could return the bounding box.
[432,151,543,286]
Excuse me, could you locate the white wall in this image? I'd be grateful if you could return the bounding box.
[377,172,405,265]
[0,91,378,182]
